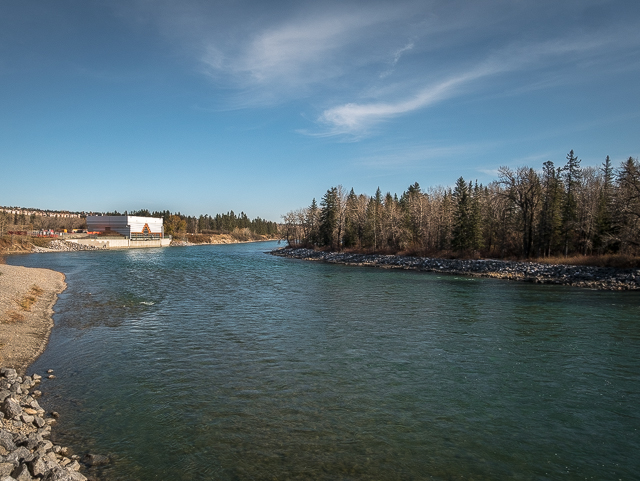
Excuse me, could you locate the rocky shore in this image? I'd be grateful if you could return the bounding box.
[30,242,103,253]
[0,368,89,481]
[271,248,640,291]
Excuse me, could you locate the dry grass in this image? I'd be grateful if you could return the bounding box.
[531,254,640,269]
[16,285,44,312]
[5,310,26,322]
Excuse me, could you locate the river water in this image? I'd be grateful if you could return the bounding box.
[9,242,640,480]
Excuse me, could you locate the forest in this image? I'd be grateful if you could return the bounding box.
[282,152,640,260]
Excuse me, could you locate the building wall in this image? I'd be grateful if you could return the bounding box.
[86,215,164,238]
[69,238,171,249]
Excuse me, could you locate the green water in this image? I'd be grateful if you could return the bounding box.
[10,242,640,480]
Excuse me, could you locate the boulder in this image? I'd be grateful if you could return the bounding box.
[20,415,34,425]
[28,457,48,477]
[10,465,33,481]
[0,432,16,452]
[0,369,17,381]
[1,399,22,420]
[42,466,87,481]
[0,464,13,477]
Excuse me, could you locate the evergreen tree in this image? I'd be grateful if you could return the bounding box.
[594,155,615,252]
[343,189,359,248]
[452,177,479,252]
[562,150,582,255]
[538,161,563,256]
[319,187,339,249]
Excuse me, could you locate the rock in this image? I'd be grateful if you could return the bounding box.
[12,464,33,481]
[10,464,32,481]
[82,454,109,467]
[0,476,16,481]
[0,432,16,452]
[26,434,42,451]
[50,412,59,419]
[42,466,87,481]
[39,441,54,453]
[47,376,56,380]
[1,398,22,420]
[28,457,48,477]
[13,434,27,447]
[21,409,36,416]
[30,391,41,399]
[0,392,10,403]
[0,464,13,477]
[20,415,34,425]
[10,447,30,464]
[0,370,17,381]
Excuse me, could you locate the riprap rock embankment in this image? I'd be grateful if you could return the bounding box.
[271,248,640,291]
[0,368,87,481]
[31,241,103,253]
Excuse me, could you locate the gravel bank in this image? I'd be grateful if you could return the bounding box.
[271,248,640,291]
[0,266,66,374]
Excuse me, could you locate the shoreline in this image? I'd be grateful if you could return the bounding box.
[271,248,640,291]
[0,263,93,480]
[0,264,67,375]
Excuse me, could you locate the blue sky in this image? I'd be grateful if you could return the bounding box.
[1,0,639,221]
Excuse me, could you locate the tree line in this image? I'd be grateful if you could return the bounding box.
[123,210,278,237]
[0,208,278,238]
[282,151,640,258]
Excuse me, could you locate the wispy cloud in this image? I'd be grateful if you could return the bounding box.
[198,5,412,93]
[319,63,499,134]
[316,32,626,136]
[380,41,414,78]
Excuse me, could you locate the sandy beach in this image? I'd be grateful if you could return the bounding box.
[0,263,66,375]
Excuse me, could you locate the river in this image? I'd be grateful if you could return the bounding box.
[9,241,640,480]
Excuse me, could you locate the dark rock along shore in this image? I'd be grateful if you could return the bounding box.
[271,248,640,291]
[0,368,89,481]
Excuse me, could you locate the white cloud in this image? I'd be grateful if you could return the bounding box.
[316,31,628,136]
[199,5,413,91]
[319,63,498,133]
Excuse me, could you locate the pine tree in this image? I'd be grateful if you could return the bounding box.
[594,155,614,252]
[562,150,582,255]
[319,187,339,249]
[343,189,359,248]
[452,177,478,252]
[538,161,563,256]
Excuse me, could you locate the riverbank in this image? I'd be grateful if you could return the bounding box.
[171,234,281,247]
[0,264,92,480]
[271,248,640,290]
[0,265,67,373]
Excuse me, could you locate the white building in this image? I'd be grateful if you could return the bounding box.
[86,215,164,240]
